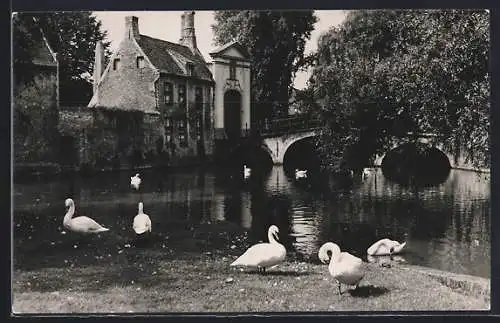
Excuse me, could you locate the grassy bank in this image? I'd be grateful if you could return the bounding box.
[12,251,490,313]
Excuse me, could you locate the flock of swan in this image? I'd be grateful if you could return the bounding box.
[230,225,406,295]
[63,173,150,235]
[62,168,405,296]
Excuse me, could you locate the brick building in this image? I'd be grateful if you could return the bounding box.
[86,12,251,170]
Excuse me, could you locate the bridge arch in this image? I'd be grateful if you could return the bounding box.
[261,130,319,165]
[282,135,321,171]
[226,141,274,170]
[381,142,451,185]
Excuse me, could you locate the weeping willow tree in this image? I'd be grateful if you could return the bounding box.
[310,9,490,173]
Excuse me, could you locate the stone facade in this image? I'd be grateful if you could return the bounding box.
[86,13,225,169]
[209,42,251,140]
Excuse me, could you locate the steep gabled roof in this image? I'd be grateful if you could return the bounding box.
[209,41,250,60]
[32,35,57,67]
[137,35,213,81]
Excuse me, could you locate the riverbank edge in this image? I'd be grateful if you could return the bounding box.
[11,256,490,313]
[398,264,490,299]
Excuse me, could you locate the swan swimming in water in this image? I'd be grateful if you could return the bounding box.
[318,242,365,295]
[133,202,152,234]
[130,173,141,190]
[63,198,109,234]
[367,238,406,256]
[230,225,286,273]
[243,165,251,179]
[295,169,308,179]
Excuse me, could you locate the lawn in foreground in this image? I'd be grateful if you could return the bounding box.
[12,252,490,313]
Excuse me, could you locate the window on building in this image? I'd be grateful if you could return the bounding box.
[177,116,188,147]
[229,60,236,79]
[165,116,173,143]
[136,56,145,68]
[186,63,194,76]
[164,82,173,105]
[195,87,203,111]
[178,84,186,109]
[113,58,121,70]
[195,117,202,140]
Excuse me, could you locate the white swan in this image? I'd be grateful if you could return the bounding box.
[133,202,152,234]
[230,225,286,273]
[318,242,365,295]
[367,238,406,256]
[130,173,141,190]
[295,169,308,179]
[243,165,251,179]
[63,198,109,234]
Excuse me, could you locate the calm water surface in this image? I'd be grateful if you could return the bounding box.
[13,166,490,278]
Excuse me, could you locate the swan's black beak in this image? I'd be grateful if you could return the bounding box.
[273,232,279,241]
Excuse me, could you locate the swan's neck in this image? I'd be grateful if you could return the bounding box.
[63,204,75,225]
[138,204,144,214]
[268,231,279,244]
[326,245,341,264]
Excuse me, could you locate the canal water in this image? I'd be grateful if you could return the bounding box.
[13,166,490,278]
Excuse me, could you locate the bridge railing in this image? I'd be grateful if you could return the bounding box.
[251,115,323,136]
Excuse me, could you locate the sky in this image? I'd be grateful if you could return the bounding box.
[92,10,347,89]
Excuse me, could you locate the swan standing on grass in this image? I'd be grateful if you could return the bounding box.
[230,225,286,274]
[367,238,406,256]
[318,242,365,296]
[63,198,109,234]
[133,202,152,235]
[243,165,251,179]
[131,173,141,190]
[295,169,308,179]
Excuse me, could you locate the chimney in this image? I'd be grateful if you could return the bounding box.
[124,16,140,41]
[93,40,105,95]
[179,13,185,43]
[180,11,197,51]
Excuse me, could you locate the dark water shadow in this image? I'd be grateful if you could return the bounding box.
[348,285,390,298]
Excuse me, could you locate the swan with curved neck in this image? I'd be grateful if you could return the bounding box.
[295,169,307,179]
[131,173,141,190]
[367,238,406,256]
[318,242,365,295]
[63,198,109,234]
[133,202,152,234]
[230,225,286,273]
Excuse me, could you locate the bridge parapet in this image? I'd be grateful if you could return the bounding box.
[252,115,323,137]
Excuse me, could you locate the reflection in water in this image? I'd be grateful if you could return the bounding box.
[14,166,490,278]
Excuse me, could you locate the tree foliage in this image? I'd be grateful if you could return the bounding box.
[12,12,111,106]
[212,11,317,122]
[311,9,490,172]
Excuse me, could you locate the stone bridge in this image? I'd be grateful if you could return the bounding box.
[251,117,488,172]
[252,116,322,165]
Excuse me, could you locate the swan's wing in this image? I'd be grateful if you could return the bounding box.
[333,252,365,284]
[367,238,396,255]
[73,216,105,231]
[231,243,281,267]
[133,214,150,231]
